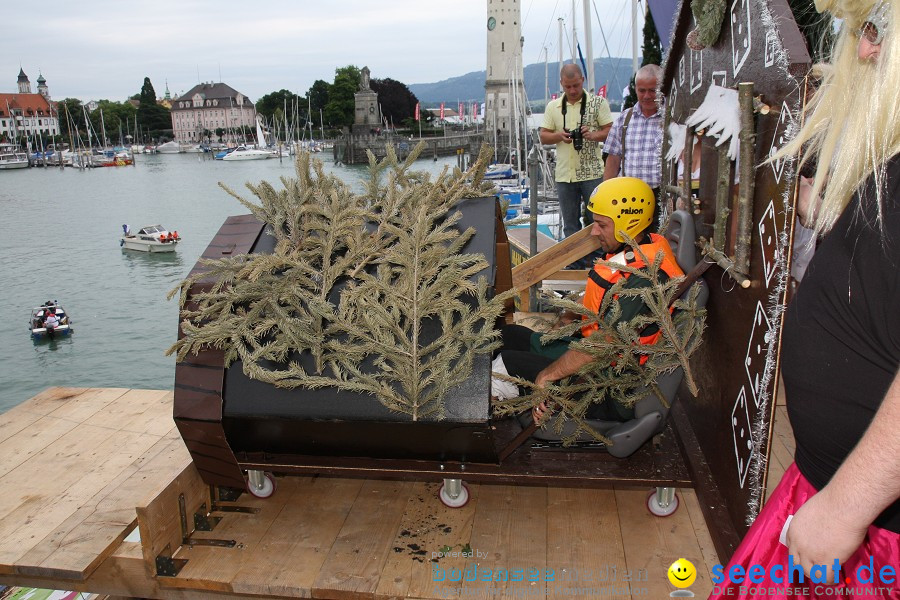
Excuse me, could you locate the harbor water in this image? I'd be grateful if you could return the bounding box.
[0,152,464,412]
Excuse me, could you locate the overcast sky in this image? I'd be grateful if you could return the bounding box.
[8,0,642,103]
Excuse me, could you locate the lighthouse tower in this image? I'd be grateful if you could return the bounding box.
[484,0,527,155]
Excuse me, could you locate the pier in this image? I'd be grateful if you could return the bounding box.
[0,387,734,599]
[333,131,483,165]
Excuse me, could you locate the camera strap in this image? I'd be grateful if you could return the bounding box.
[561,92,587,129]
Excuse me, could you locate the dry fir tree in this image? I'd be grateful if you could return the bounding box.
[491,233,706,445]
[167,143,516,421]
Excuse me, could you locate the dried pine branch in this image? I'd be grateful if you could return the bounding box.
[168,143,515,420]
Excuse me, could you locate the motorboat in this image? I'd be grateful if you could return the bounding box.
[120,224,180,252]
[484,163,516,180]
[155,141,182,154]
[221,145,273,161]
[95,149,134,167]
[0,144,30,170]
[30,302,73,340]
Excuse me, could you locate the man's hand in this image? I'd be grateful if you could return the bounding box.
[553,311,578,329]
[785,487,868,582]
[532,368,559,424]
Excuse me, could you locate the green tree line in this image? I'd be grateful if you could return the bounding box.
[56,76,173,145]
[255,65,434,133]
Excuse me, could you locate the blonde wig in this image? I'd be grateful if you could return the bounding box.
[777,0,900,235]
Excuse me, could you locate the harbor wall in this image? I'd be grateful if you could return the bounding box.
[333,132,483,165]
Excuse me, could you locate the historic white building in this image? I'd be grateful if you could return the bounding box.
[484,0,527,141]
[170,82,257,144]
[0,69,59,141]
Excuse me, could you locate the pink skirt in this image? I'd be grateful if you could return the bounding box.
[709,463,899,600]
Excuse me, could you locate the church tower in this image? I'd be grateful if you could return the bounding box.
[37,72,49,99]
[484,0,526,151]
[17,68,31,94]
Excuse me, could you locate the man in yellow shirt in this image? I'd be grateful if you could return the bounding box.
[540,64,613,239]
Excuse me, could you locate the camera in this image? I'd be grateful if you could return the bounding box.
[570,126,584,152]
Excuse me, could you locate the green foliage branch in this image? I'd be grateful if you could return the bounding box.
[491,234,706,445]
[167,143,513,421]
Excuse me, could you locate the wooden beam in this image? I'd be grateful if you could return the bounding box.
[511,226,600,292]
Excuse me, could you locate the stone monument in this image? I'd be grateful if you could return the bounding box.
[352,66,381,135]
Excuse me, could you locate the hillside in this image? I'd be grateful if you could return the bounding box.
[408,57,637,108]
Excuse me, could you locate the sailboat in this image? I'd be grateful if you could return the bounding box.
[223,117,273,161]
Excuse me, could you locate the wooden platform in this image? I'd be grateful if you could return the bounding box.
[0,388,726,599]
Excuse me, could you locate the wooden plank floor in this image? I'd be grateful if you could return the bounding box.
[0,387,190,580]
[0,387,756,599]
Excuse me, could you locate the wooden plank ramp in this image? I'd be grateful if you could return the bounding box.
[0,388,725,599]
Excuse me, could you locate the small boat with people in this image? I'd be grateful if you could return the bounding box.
[30,301,73,340]
[120,224,180,252]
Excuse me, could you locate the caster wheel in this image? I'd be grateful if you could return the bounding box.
[438,482,469,508]
[647,489,679,517]
[247,472,276,499]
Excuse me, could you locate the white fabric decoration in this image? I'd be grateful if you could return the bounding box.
[686,85,741,160]
[665,122,688,162]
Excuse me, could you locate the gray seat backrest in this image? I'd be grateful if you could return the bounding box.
[664,210,698,273]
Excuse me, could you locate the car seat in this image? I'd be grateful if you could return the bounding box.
[522,210,708,457]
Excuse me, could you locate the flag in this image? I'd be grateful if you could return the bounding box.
[415,103,420,121]
[473,102,479,119]
[440,102,445,120]
[597,84,608,98]
[458,102,464,119]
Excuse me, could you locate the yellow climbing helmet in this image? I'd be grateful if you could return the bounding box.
[587,177,655,242]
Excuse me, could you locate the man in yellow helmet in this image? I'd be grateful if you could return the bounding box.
[491,177,684,423]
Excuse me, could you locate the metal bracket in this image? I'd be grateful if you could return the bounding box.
[193,502,222,532]
[215,485,243,502]
[179,494,237,549]
[155,544,188,577]
[212,504,259,514]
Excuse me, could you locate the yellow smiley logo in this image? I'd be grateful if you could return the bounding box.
[667,558,697,588]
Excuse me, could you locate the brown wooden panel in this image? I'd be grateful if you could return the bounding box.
[174,215,265,489]
[172,387,223,421]
[175,421,245,489]
[235,418,691,488]
[660,0,810,559]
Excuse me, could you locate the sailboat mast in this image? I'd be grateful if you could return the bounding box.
[100,109,108,149]
[632,0,639,76]
[544,46,549,108]
[571,0,577,63]
[558,17,565,72]
[583,0,595,93]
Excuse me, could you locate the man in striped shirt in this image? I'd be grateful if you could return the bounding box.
[603,64,663,199]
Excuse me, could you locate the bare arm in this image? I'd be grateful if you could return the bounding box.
[583,122,612,143]
[787,366,900,580]
[540,127,571,146]
[603,154,622,180]
[531,347,594,423]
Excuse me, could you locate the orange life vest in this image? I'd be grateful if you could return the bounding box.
[581,233,684,345]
